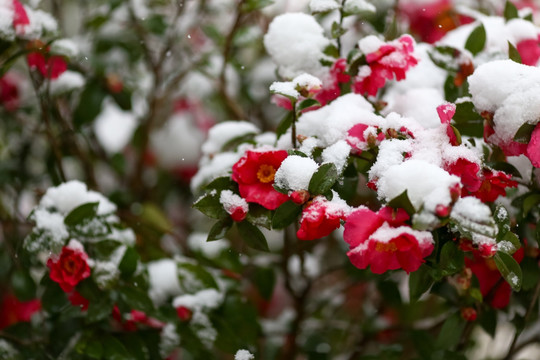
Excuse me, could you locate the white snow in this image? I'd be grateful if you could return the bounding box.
[49,71,85,95]
[321,140,351,173]
[235,349,255,360]
[187,232,228,257]
[39,180,117,215]
[0,0,14,40]
[94,100,137,155]
[468,60,540,141]
[151,113,203,168]
[219,190,249,214]
[309,0,340,13]
[269,81,299,98]
[343,0,376,14]
[274,155,319,191]
[201,121,259,156]
[375,159,460,212]
[148,258,183,304]
[264,13,330,79]
[191,151,243,192]
[359,35,385,55]
[50,39,79,58]
[172,288,224,310]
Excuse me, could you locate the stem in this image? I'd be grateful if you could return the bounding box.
[504,279,540,360]
[218,0,247,120]
[337,0,346,57]
[291,102,297,149]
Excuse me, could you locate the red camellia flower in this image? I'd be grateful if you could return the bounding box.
[27,49,68,79]
[0,74,20,112]
[68,291,90,311]
[526,123,540,168]
[176,306,192,321]
[516,37,540,66]
[344,207,434,274]
[47,242,91,293]
[465,247,524,309]
[231,149,289,210]
[353,35,418,97]
[112,306,165,331]
[0,293,41,329]
[445,158,482,193]
[473,169,518,202]
[296,196,349,241]
[12,0,30,35]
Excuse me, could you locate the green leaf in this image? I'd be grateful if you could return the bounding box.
[111,88,132,110]
[323,44,340,58]
[144,14,167,35]
[252,267,276,300]
[494,252,522,291]
[479,308,497,337]
[103,337,133,360]
[452,101,484,137]
[245,204,272,229]
[207,217,233,241]
[513,123,536,143]
[237,221,270,252]
[308,163,338,195]
[498,232,520,255]
[73,80,106,128]
[118,247,139,278]
[439,241,464,276]
[428,46,460,72]
[272,200,302,229]
[508,41,522,63]
[64,202,99,226]
[140,202,173,233]
[523,193,540,216]
[297,98,320,112]
[435,313,465,349]
[11,269,36,301]
[86,295,114,323]
[331,21,347,39]
[504,0,519,20]
[494,204,511,238]
[119,286,155,313]
[408,264,433,303]
[464,23,486,56]
[388,190,416,215]
[193,193,227,219]
[41,281,69,314]
[204,176,235,192]
[276,111,294,139]
[177,262,219,291]
[242,0,273,12]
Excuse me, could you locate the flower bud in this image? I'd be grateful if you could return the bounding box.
[176,306,192,321]
[460,307,477,322]
[290,190,310,205]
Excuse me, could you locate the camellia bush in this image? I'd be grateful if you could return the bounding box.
[1,0,540,359]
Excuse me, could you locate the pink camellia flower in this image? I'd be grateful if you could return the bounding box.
[344,207,434,274]
[47,241,91,293]
[12,0,30,35]
[314,58,351,106]
[437,103,460,146]
[516,36,540,66]
[526,123,540,167]
[232,149,289,210]
[346,123,385,154]
[296,196,349,241]
[27,48,67,79]
[353,35,418,97]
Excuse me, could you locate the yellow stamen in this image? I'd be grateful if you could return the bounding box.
[257,164,276,183]
[376,242,398,253]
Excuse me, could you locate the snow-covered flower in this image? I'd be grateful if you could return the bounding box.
[47,240,91,293]
[232,149,289,210]
[344,207,434,274]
